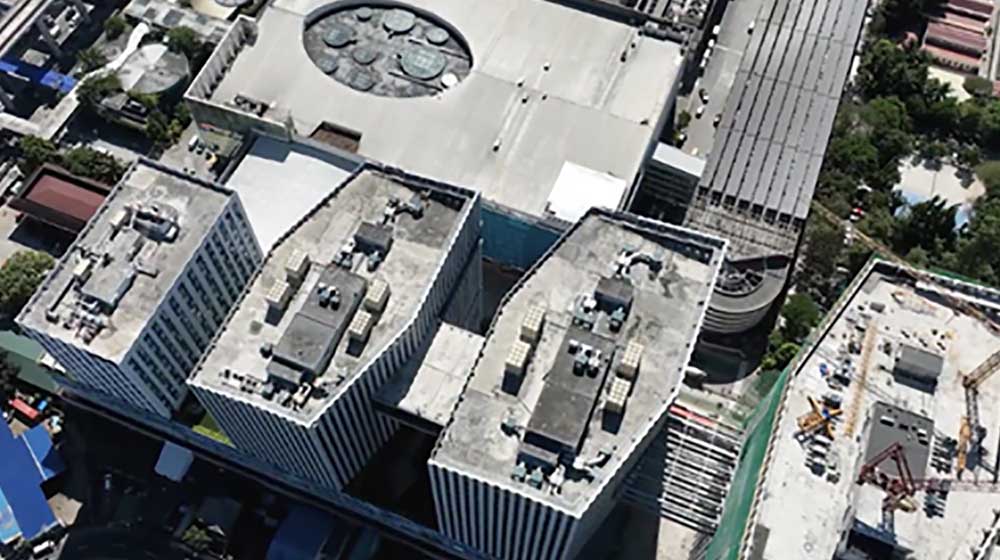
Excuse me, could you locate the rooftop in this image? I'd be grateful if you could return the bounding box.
[223,136,361,251]
[431,210,724,516]
[8,164,111,233]
[689,0,865,258]
[190,166,478,424]
[375,322,485,432]
[188,0,683,218]
[749,262,1000,560]
[18,160,234,363]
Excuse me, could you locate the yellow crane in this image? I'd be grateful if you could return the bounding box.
[814,202,1000,473]
[796,396,842,439]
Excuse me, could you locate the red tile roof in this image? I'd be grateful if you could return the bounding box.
[8,165,110,233]
[925,20,988,55]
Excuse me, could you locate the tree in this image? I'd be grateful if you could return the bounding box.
[77,74,121,109]
[167,27,200,59]
[965,76,995,97]
[61,147,126,184]
[976,161,1000,193]
[104,15,127,40]
[181,525,213,552]
[893,196,957,257]
[0,351,18,403]
[781,293,822,343]
[0,251,54,318]
[856,40,930,105]
[77,47,107,73]
[16,136,58,175]
[677,110,692,131]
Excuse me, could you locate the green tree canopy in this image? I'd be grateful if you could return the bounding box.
[77,73,121,108]
[893,196,957,257]
[167,27,200,59]
[104,15,127,40]
[0,251,54,318]
[964,76,994,97]
[976,161,1000,193]
[16,136,58,176]
[781,293,822,343]
[61,147,126,184]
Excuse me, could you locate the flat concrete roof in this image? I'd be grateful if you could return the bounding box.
[749,262,1000,560]
[376,322,485,431]
[431,210,724,516]
[192,0,683,218]
[223,136,361,251]
[19,160,234,363]
[191,167,477,424]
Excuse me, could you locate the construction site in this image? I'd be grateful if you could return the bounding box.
[708,254,1000,560]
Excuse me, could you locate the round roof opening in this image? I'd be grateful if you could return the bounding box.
[304,2,473,99]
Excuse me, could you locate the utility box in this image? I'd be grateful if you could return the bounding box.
[285,249,311,284]
[266,281,294,313]
[605,377,631,415]
[505,340,532,378]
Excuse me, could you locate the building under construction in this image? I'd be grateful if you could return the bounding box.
[699,258,1000,560]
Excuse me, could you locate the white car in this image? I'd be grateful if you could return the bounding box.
[695,105,706,118]
[748,20,756,33]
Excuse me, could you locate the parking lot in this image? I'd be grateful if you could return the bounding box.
[679,0,766,158]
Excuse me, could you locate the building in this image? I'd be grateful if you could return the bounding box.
[922,0,994,74]
[185,0,684,269]
[0,421,64,545]
[701,259,1000,560]
[18,159,262,419]
[8,164,111,234]
[189,165,480,492]
[641,0,866,335]
[429,209,725,560]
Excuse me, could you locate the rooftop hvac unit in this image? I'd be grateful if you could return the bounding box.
[364,278,390,314]
[292,383,312,408]
[505,340,532,378]
[618,340,644,380]
[266,280,294,312]
[520,305,546,345]
[348,310,375,343]
[605,377,631,415]
[285,249,311,284]
[72,258,93,281]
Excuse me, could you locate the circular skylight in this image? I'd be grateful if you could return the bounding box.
[303,2,473,99]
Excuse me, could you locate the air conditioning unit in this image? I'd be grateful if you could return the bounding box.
[520,304,546,345]
[266,280,293,312]
[618,340,644,380]
[285,249,311,284]
[505,340,532,378]
[364,278,390,314]
[605,377,631,415]
[348,310,375,343]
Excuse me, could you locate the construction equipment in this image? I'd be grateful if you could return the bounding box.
[796,396,842,439]
[815,202,1000,473]
[860,442,1000,516]
[843,324,876,438]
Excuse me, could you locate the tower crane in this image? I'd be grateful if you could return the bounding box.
[814,203,1000,474]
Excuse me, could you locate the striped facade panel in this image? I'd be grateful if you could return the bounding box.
[429,464,580,560]
[24,328,166,416]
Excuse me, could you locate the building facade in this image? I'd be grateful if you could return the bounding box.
[18,160,262,418]
[189,167,481,491]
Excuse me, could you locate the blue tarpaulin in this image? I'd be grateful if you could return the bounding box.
[266,505,335,560]
[22,425,65,482]
[0,422,59,543]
